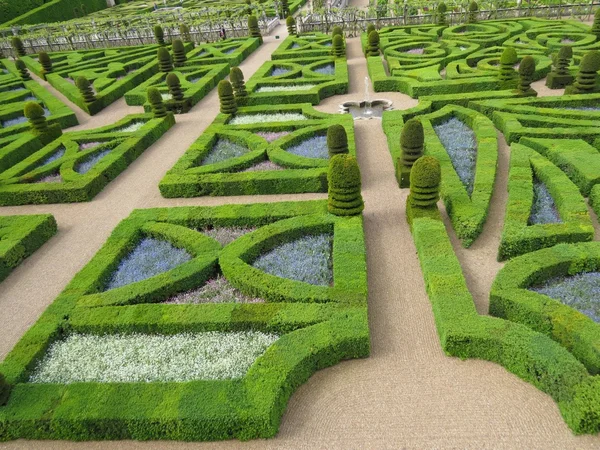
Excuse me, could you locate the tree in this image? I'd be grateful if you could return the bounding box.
[286,15,296,36]
[331,35,345,57]
[166,73,184,101]
[179,23,192,42]
[592,9,600,38]
[397,119,424,188]
[229,67,248,100]
[437,2,447,26]
[328,154,364,216]
[498,47,518,88]
[517,55,536,95]
[38,52,53,79]
[172,39,187,67]
[546,46,574,89]
[154,25,166,45]
[76,76,97,103]
[15,59,31,81]
[147,87,168,118]
[248,15,262,44]
[157,47,173,73]
[366,30,380,57]
[11,37,26,57]
[218,80,237,114]
[565,50,600,94]
[327,124,349,156]
[468,1,478,23]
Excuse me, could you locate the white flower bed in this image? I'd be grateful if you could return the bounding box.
[229,113,307,125]
[256,84,317,93]
[30,331,279,383]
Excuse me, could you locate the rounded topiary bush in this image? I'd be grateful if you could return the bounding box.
[218,80,237,114]
[366,30,380,57]
[437,2,447,25]
[498,47,518,86]
[327,124,349,156]
[592,9,600,37]
[230,66,248,99]
[179,23,192,42]
[0,373,12,406]
[366,23,376,36]
[154,25,165,45]
[328,154,364,216]
[468,1,478,23]
[332,26,343,38]
[15,59,31,81]
[409,155,441,208]
[546,45,574,89]
[518,55,536,94]
[38,51,52,78]
[248,15,262,43]
[166,73,184,101]
[332,34,345,57]
[11,37,26,57]
[286,15,296,36]
[157,47,173,73]
[147,87,167,118]
[172,39,187,67]
[24,101,48,133]
[400,118,424,167]
[567,50,600,94]
[75,76,97,103]
[556,45,573,75]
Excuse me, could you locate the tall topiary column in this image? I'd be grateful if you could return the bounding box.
[286,16,296,36]
[397,118,424,188]
[327,124,349,156]
[172,39,187,67]
[280,0,289,18]
[366,23,376,36]
[437,2,447,26]
[230,67,248,101]
[366,30,380,57]
[11,37,26,57]
[218,80,237,114]
[407,156,441,225]
[147,87,167,118]
[328,154,364,216]
[166,73,184,101]
[24,102,62,144]
[76,76,96,103]
[498,47,518,88]
[468,1,478,23]
[38,52,53,79]
[154,25,166,45]
[331,34,345,57]
[592,9,600,38]
[546,46,574,89]
[332,26,343,38]
[157,47,173,73]
[248,15,262,44]
[517,55,536,95]
[179,23,192,42]
[15,60,31,81]
[0,373,11,406]
[565,50,600,94]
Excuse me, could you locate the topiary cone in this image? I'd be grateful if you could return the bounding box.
[286,15,296,36]
[327,124,348,156]
[366,30,380,57]
[468,1,478,23]
[75,76,97,103]
[24,101,48,134]
[396,119,424,188]
[172,39,187,67]
[218,80,237,114]
[366,23,376,37]
[230,67,248,99]
[332,26,343,38]
[15,59,31,81]
[11,37,26,57]
[566,50,600,94]
[154,25,166,45]
[331,34,345,57]
[166,73,184,101]
[517,55,536,95]
[592,9,600,38]
[157,47,173,73]
[498,47,518,88]
[328,154,364,216]
[546,46,574,89]
[409,156,441,208]
[147,87,167,118]
[38,51,53,79]
[437,2,447,26]
[248,15,262,44]
[179,23,192,42]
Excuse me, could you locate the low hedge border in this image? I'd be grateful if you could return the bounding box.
[271,34,335,60]
[0,113,174,205]
[159,104,356,197]
[409,207,600,435]
[491,242,600,374]
[498,142,593,261]
[1,0,106,27]
[0,213,57,282]
[0,200,369,441]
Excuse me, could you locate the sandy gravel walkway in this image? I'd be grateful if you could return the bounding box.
[1,24,600,450]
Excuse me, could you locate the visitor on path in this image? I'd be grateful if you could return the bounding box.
[220,26,227,40]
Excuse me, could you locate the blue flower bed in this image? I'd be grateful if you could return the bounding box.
[563,107,600,111]
[433,117,477,195]
[105,237,192,290]
[286,135,328,159]
[75,149,112,174]
[40,146,66,166]
[201,139,249,165]
[269,67,291,77]
[530,271,600,322]
[313,64,335,75]
[252,233,333,286]
[529,175,562,225]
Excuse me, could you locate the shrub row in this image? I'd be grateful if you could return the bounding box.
[2,0,106,27]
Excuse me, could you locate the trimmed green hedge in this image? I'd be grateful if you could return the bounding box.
[0,214,57,282]
[271,34,335,60]
[0,200,369,441]
[2,0,107,27]
[491,242,600,374]
[498,143,593,260]
[0,113,174,205]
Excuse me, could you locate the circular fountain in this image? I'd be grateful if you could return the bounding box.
[340,77,393,120]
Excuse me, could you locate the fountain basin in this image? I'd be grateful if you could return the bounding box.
[340,100,393,119]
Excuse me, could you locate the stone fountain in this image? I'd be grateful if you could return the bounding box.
[340,77,393,119]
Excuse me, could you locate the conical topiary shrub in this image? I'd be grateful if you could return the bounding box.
[154,25,166,45]
[327,124,349,156]
[332,26,343,38]
[437,2,447,26]
[0,373,11,406]
[280,0,289,17]
[565,50,600,94]
[230,67,248,100]
[24,101,48,135]
[366,30,380,57]
[15,59,31,81]
[331,34,345,57]
[328,154,364,216]
[248,15,262,43]
[407,156,441,224]
[147,87,167,118]
[172,39,187,67]
[218,80,237,114]
[546,45,574,89]
[76,76,96,103]
[517,55,536,95]
[286,15,296,36]
[592,9,600,38]
[157,47,173,73]
[397,118,424,188]
[38,51,53,79]
[498,47,518,88]
[179,23,192,42]
[366,23,376,37]
[468,1,478,23]
[166,73,184,101]
[11,37,26,57]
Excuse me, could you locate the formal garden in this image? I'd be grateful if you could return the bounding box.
[1,0,600,445]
